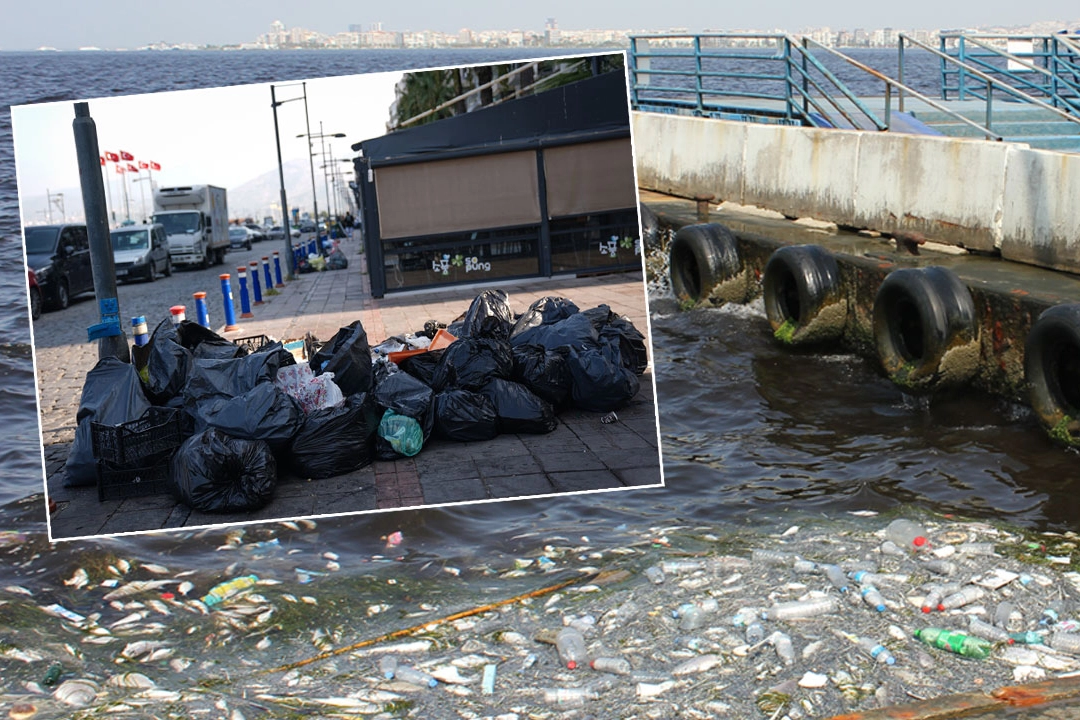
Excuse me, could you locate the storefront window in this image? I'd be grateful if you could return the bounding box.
[549,209,642,274]
[382,226,540,290]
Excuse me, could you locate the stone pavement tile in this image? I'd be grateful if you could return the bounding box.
[474,453,545,478]
[306,472,373,496]
[414,458,480,482]
[600,451,661,471]
[50,508,112,539]
[548,470,624,493]
[536,450,607,474]
[419,476,488,505]
[484,474,557,498]
[313,488,377,515]
[117,494,177,512]
[100,507,175,535]
[185,495,316,527]
[615,466,665,487]
[272,479,315,498]
[163,505,190,529]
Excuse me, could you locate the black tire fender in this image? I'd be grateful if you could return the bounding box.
[1025,303,1080,446]
[668,223,745,306]
[763,245,845,345]
[872,266,979,391]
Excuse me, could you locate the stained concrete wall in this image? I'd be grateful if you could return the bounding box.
[633,111,1080,274]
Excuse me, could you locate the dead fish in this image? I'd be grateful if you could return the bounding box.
[53,679,98,707]
[64,568,89,589]
[255,637,272,651]
[146,648,174,662]
[3,647,44,663]
[280,521,300,532]
[301,596,317,605]
[140,563,169,575]
[103,580,171,600]
[146,600,171,616]
[107,672,155,689]
[168,658,191,673]
[3,585,33,597]
[7,702,38,720]
[109,611,149,629]
[177,581,195,596]
[298,519,317,530]
[431,665,474,684]
[310,698,379,711]
[120,640,166,660]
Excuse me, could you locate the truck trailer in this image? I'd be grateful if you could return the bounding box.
[152,185,229,269]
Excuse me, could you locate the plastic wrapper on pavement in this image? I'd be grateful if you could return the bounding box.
[481,378,558,435]
[509,296,580,341]
[460,289,513,340]
[432,337,513,392]
[274,363,344,414]
[377,409,424,458]
[309,320,373,396]
[511,344,573,408]
[434,388,499,442]
[290,393,380,479]
[65,357,153,487]
[399,348,445,388]
[566,346,641,412]
[189,383,302,445]
[169,428,277,512]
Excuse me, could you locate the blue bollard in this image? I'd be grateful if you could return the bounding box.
[236,267,253,318]
[272,251,284,287]
[307,236,316,257]
[193,291,210,328]
[249,261,263,305]
[219,274,238,331]
[261,256,273,291]
[131,316,149,346]
[293,244,301,270]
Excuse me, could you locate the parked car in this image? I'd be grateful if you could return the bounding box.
[268,225,301,241]
[229,226,254,250]
[244,223,267,243]
[298,220,318,234]
[28,270,41,320]
[111,223,171,282]
[23,223,94,311]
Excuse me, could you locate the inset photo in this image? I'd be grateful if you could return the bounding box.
[13,53,661,542]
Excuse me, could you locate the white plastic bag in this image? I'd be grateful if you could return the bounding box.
[274,364,344,414]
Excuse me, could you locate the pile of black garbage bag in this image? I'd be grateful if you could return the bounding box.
[65,290,648,513]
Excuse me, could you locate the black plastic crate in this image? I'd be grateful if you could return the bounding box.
[234,334,272,354]
[98,462,172,502]
[91,407,184,467]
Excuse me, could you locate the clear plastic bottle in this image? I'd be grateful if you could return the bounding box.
[856,637,896,665]
[378,655,398,680]
[1048,632,1080,655]
[885,519,929,552]
[879,540,906,557]
[793,559,817,574]
[675,604,706,631]
[762,597,839,621]
[921,585,944,614]
[660,560,704,575]
[746,620,765,645]
[967,617,1014,644]
[393,665,438,688]
[849,570,896,586]
[913,628,993,659]
[751,549,793,566]
[770,631,795,665]
[543,687,599,706]
[643,565,665,585]
[860,585,887,612]
[671,654,721,676]
[732,607,760,627]
[940,585,985,610]
[994,601,1023,631]
[921,559,958,576]
[1008,630,1045,645]
[589,657,631,675]
[822,564,849,593]
[958,542,996,556]
[555,627,588,669]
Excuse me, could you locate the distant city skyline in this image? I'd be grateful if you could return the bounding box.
[3,1,1079,51]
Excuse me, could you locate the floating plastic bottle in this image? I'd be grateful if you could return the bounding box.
[660,560,704,575]
[555,627,588,669]
[732,607,760,627]
[379,655,398,680]
[921,585,945,614]
[921,559,958,576]
[762,597,839,621]
[849,570,900,587]
[885,518,929,552]
[673,598,719,631]
[792,559,817,574]
[967,617,1014,644]
[1048,632,1080,656]
[940,586,986,610]
[860,585,887,613]
[879,540,906,557]
[913,628,993,659]
[855,637,896,665]
[543,687,598,706]
[746,620,765,645]
[1008,631,1045,645]
[995,601,1023,631]
[822,564,849,593]
[643,566,665,585]
[769,631,795,665]
[589,657,631,675]
[751,549,793,566]
[201,575,259,607]
[393,665,438,688]
[958,542,996,556]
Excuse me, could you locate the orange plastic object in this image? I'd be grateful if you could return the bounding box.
[387,328,457,365]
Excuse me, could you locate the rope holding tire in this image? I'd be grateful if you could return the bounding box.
[1025,303,1080,446]
[668,223,747,307]
[763,245,846,345]
[872,266,979,392]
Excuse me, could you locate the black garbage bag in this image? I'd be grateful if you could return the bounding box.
[566,346,641,412]
[183,347,294,406]
[599,315,649,376]
[189,383,302,444]
[170,428,276,512]
[460,289,513,340]
[509,296,580,340]
[66,357,153,487]
[290,393,380,479]
[399,349,444,387]
[177,321,244,360]
[481,378,557,435]
[431,337,512,392]
[512,344,573,408]
[143,319,194,404]
[326,248,348,270]
[434,389,499,442]
[510,312,599,352]
[309,321,372,396]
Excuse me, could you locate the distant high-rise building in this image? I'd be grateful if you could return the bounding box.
[348,24,363,33]
[546,18,558,31]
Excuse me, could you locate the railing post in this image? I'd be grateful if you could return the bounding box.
[694,35,703,115]
[884,84,892,129]
[986,81,993,133]
[958,36,967,100]
[898,35,906,112]
[801,37,810,118]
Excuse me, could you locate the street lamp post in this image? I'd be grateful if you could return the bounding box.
[270,81,313,278]
[132,176,151,222]
[298,125,345,228]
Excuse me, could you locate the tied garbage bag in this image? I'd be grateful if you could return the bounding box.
[290,393,380,479]
[183,347,294,406]
[141,320,243,404]
[431,337,512,392]
[377,409,423,457]
[274,363,344,414]
[326,248,348,270]
[434,389,498,442]
[509,296,580,341]
[566,346,640,412]
[460,289,513,340]
[509,312,599,352]
[66,357,153,487]
[190,383,302,445]
[310,320,373,396]
[584,304,649,376]
[481,378,557,435]
[399,349,445,388]
[178,321,245,360]
[169,428,276,513]
[512,344,573,408]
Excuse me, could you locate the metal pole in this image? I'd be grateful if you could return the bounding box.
[136,177,147,222]
[302,82,319,226]
[102,164,114,224]
[319,121,331,226]
[46,188,52,223]
[270,85,295,278]
[73,102,127,361]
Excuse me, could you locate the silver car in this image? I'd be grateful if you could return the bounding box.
[111,224,171,282]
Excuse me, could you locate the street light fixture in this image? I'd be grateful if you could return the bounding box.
[298,125,346,228]
[270,81,315,277]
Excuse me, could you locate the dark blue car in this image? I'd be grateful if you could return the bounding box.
[24,224,94,311]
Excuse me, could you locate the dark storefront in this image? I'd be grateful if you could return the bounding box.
[353,70,641,297]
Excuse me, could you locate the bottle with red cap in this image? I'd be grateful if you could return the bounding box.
[885,519,929,552]
[554,627,588,669]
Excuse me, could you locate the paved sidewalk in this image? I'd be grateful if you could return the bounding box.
[44,236,661,539]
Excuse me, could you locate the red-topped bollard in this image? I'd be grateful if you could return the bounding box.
[170,305,186,325]
[236,267,253,319]
[219,274,238,332]
[193,291,210,328]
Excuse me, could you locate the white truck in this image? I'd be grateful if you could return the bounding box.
[151,185,229,269]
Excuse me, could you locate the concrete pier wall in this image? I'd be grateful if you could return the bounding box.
[633,112,1080,274]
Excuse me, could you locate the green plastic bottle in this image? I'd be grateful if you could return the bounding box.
[201,574,259,607]
[913,628,993,659]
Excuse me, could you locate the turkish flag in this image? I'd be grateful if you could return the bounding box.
[150,161,161,171]
[120,150,134,161]
[105,151,119,162]
[99,156,105,166]
[116,165,125,174]
[138,161,149,169]
[127,163,138,172]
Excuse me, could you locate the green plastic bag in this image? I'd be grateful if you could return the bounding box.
[378,409,423,457]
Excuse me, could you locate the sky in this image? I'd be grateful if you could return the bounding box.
[12,71,401,225]
[2,0,1078,49]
